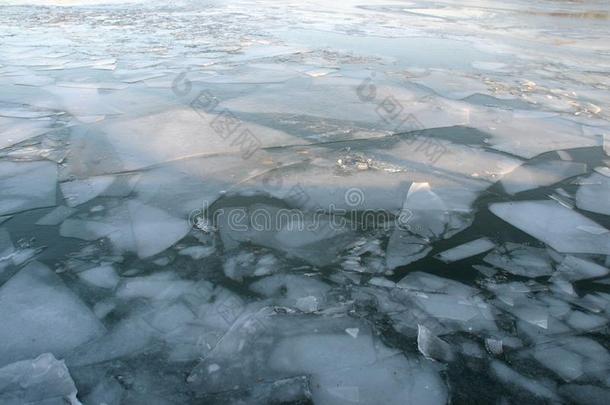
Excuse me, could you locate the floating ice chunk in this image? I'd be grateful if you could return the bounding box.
[178,245,215,260]
[0,161,57,216]
[145,302,196,334]
[116,272,194,301]
[435,238,495,263]
[397,272,495,330]
[483,243,553,277]
[472,109,596,159]
[35,205,76,226]
[491,361,559,401]
[412,70,490,99]
[0,117,51,150]
[128,201,190,258]
[490,200,610,255]
[500,160,587,195]
[0,262,105,366]
[217,205,356,267]
[511,304,549,329]
[67,316,155,367]
[565,310,607,331]
[223,251,257,281]
[532,337,610,382]
[0,353,80,405]
[554,255,609,281]
[77,264,119,289]
[269,332,447,405]
[576,173,610,215]
[402,182,448,239]
[60,175,115,207]
[99,107,300,171]
[385,230,431,270]
[417,324,454,362]
[250,274,331,312]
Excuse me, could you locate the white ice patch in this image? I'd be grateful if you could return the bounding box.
[490,200,610,255]
[0,262,105,366]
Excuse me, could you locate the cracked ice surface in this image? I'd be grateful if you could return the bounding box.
[1,0,610,403]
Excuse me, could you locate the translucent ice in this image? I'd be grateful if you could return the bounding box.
[500,160,587,195]
[490,200,610,254]
[0,161,57,216]
[435,238,495,263]
[0,353,81,405]
[483,243,554,277]
[0,262,105,366]
[60,175,115,207]
[576,173,610,216]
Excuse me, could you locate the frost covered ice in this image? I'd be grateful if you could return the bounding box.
[1,0,610,403]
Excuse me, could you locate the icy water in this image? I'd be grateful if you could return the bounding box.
[0,0,609,404]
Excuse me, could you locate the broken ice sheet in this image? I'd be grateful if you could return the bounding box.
[0,353,80,405]
[0,262,105,366]
[575,172,610,216]
[435,237,495,263]
[0,161,57,216]
[59,175,115,207]
[483,243,554,277]
[490,200,610,255]
[552,255,609,281]
[500,160,587,195]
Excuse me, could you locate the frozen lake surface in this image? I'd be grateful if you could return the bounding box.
[0,0,609,403]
